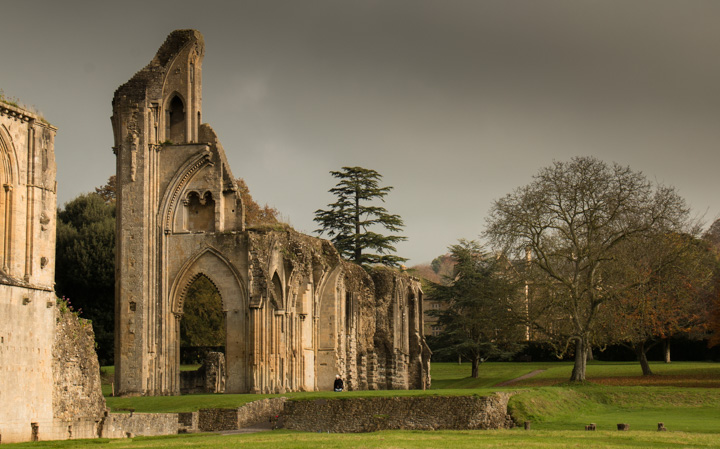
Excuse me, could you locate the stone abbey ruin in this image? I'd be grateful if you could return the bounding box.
[0,29,431,442]
[0,92,106,443]
[112,29,430,396]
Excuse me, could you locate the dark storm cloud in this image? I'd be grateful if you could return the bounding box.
[2,0,719,263]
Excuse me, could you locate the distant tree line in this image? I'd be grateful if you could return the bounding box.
[423,157,720,381]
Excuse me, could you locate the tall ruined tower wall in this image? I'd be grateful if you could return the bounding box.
[112,30,246,395]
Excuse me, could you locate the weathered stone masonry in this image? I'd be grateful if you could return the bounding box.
[112,29,431,396]
[0,101,107,443]
[278,394,515,432]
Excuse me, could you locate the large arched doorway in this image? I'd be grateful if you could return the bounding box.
[171,248,247,393]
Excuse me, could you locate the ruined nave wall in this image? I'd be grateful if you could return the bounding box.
[0,102,105,443]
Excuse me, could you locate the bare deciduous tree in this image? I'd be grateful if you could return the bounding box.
[485,157,689,382]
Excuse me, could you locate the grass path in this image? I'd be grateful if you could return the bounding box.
[496,369,546,386]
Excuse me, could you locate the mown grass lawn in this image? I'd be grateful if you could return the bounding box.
[9,361,718,448]
[433,360,720,388]
[9,429,720,448]
[508,384,720,433]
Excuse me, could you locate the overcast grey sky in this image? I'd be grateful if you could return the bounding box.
[2,0,719,264]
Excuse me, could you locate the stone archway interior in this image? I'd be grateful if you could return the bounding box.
[172,249,247,393]
[179,274,225,364]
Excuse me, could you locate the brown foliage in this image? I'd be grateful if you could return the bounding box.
[94,175,116,203]
[236,178,279,226]
[608,234,716,343]
[408,264,442,285]
[704,219,720,253]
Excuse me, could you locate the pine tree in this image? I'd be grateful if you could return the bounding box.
[428,240,524,378]
[314,166,407,267]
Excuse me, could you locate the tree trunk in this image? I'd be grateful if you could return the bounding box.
[634,341,653,376]
[587,347,594,361]
[570,338,587,382]
[471,355,480,378]
[663,338,671,364]
[354,193,361,263]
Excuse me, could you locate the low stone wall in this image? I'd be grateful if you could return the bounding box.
[178,412,198,433]
[198,408,239,432]
[278,394,514,432]
[198,398,287,431]
[237,398,286,428]
[0,418,100,443]
[99,413,180,439]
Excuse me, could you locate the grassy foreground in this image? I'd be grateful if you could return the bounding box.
[9,361,720,448]
[10,430,720,448]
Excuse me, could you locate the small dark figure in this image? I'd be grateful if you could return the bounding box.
[334,374,344,392]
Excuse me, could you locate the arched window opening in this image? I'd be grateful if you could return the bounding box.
[179,274,225,365]
[271,272,283,309]
[185,191,215,232]
[167,95,186,143]
[0,135,13,272]
[0,182,6,271]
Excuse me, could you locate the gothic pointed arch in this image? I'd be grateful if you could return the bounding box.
[158,150,214,234]
[0,126,18,272]
[265,239,289,308]
[270,271,283,310]
[0,125,18,185]
[315,264,343,389]
[165,92,187,143]
[168,245,248,393]
[170,246,246,314]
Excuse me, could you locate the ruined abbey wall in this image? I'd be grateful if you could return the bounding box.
[0,102,59,443]
[0,102,106,443]
[112,30,431,396]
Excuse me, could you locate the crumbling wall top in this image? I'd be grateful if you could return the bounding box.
[153,29,203,67]
[114,29,204,104]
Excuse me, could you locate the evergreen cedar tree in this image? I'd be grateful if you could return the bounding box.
[485,156,691,382]
[427,239,524,378]
[314,166,407,267]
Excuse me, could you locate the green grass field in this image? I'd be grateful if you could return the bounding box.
[8,430,720,448]
[9,361,720,448]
